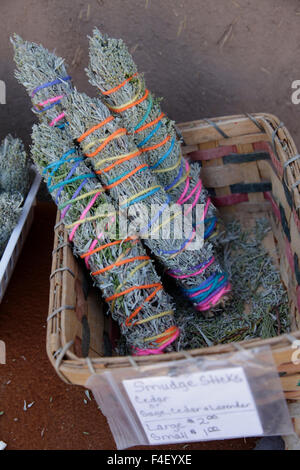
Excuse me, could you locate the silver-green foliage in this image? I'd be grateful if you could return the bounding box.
[0,192,23,257]
[175,218,290,349]
[31,122,177,352]
[0,134,31,197]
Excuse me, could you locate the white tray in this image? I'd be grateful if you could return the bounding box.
[0,169,42,303]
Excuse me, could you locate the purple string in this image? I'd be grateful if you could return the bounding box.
[168,257,214,275]
[55,161,81,204]
[60,178,89,220]
[31,76,72,97]
[158,228,195,255]
[140,196,171,235]
[164,160,183,191]
[195,280,227,306]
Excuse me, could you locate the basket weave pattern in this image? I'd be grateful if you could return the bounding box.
[47,114,300,402]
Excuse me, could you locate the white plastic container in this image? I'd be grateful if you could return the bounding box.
[0,169,42,303]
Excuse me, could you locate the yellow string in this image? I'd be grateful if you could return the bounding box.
[208,225,219,240]
[111,260,150,311]
[82,130,126,154]
[82,136,106,153]
[143,327,174,343]
[94,150,140,169]
[102,244,135,279]
[153,153,182,174]
[150,210,182,235]
[62,189,104,208]
[136,310,174,325]
[166,168,190,192]
[65,211,116,229]
[107,78,142,112]
[121,185,162,207]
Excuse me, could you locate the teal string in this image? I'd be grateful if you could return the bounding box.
[133,95,153,131]
[107,165,148,186]
[121,186,161,208]
[48,173,96,193]
[150,137,176,170]
[137,120,163,148]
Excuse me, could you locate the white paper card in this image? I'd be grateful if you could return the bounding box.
[123,366,263,444]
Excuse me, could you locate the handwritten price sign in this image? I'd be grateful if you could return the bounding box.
[123,366,263,444]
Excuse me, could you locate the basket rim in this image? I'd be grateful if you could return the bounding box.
[46,112,300,387]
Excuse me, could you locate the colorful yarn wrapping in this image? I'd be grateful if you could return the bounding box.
[12,34,229,315]
[87,30,231,311]
[10,31,180,354]
[35,126,179,355]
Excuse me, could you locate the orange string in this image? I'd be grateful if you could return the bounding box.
[105,283,162,302]
[92,255,150,276]
[101,73,138,96]
[134,112,165,134]
[104,163,148,190]
[141,135,170,153]
[95,150,141,175]
[80,236,136,259]
[84,128,126,158]
[154,326,178,344]
[77,115,114,142]
[125,285,163,327]
[108,89,149,113]
[75,111,169,343]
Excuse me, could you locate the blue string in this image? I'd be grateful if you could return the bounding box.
[44,149,78,187]
[121,186,162,208]
[133,95,153,131]
[48,173,96,193]
[164,160,183,191]
[182,273,228,302]
[182,273,218,294]
[158,228,195,255]
[137,120,163,148]
[189,276,227,303]
[34,100,62,113]
[56,121,69,129]
[59,178,89,216]
[191,277,228,303]
[150,137,176,170]
[140,196,171,235]
[55,160,82,203]
[32,76,72,96]
[107,165,148,186]
[204,217,217,239]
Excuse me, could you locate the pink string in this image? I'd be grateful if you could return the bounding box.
[38,95,64,107]
[195,283,231,311]
[176,161,207,217]
[176,162,191,204]
[169,256,215,279]
[178,174,202,205]
[69,192,102,242]
[190,275,225,299]
[184,183,203,216]
[85,216,116,269]
[133,327,180,356]
[50,112,65,127]
[202,197,211,220]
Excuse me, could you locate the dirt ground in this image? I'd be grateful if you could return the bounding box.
[1,0,300,149]
[0,0,298,451]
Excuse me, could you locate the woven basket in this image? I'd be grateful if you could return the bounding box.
[47,113,300,403]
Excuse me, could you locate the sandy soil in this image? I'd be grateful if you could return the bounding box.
[1,0,300,149]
